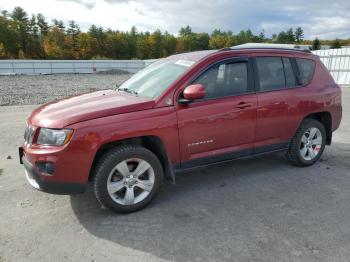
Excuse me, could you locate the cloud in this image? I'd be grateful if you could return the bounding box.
[114,0,350,39]
[56,0,96,9]
[1,0,349,39]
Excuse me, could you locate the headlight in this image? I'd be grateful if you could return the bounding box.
[36,128,73,146]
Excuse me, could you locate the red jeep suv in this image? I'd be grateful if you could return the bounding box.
[20,47,342,212]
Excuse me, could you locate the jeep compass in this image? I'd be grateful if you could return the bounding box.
[20,46,342,212]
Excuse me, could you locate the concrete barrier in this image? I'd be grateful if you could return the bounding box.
[0,59,156,75]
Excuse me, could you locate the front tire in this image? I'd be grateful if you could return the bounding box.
[93,145,163,213]
[287,119,326,166]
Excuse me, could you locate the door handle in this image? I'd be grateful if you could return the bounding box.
[236,102,252,109]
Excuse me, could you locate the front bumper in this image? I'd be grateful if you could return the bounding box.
[22,155,85,195]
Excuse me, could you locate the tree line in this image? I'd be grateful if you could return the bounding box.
[0,7,348,59]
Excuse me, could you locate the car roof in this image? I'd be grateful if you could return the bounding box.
[167,50,217,62]
[166,45,314,63]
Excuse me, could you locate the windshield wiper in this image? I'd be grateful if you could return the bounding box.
[117,87,138,95]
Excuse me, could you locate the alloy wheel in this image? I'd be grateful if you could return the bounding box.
[299,127,323,161]
[106,158,155,205]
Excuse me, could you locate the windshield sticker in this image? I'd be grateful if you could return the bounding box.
[175,60,195,67]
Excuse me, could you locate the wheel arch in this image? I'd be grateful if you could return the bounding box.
[303,111,332,145]
[89,136,175,183]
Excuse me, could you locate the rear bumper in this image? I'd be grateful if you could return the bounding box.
[22,156,85,195]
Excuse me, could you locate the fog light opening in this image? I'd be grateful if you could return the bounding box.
[35,161,55,175]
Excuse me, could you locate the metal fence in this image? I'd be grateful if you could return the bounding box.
[0,59,155,75]
[312,48,350,86]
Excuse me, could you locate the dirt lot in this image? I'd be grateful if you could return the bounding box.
[0,75,349,262]
[0,74,131,106]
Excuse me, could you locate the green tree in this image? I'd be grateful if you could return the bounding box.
[331,39,341,49]
[209,29,234,49]
[0,42,6,58]
[148,29,163,58]
[52,19,65,31]
[11,6,30,57]
[179,25,192,37]
[194,33,210,50]
[235,30,254,45]
[127,26,138,58]
[295,27,304,43]
[257,30,266,42]
[77,32,93,59]
[178,25,195,51]
[163,31,177,56]
[137,32,151,59]
[312,38,321,50]
[27,14,42,58]
[105,31,129,59]
[66,20,80,57]
[88,25,106,58]
[276,31,288,43]
[1,6,349,60]
[286,28,295,43]
[43,25,65,58]
[36,14,48,36]
[0,10,18,57]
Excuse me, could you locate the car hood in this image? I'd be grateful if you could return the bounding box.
[29,90,155,128]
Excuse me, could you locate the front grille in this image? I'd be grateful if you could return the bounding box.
[24,124,35,145]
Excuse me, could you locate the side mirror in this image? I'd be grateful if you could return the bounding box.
[179,84,206,104]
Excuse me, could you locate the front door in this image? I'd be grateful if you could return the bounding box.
[176,58,257,168]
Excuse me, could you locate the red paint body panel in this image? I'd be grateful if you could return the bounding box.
[30,90,154,128]
[22,48,342,188]
[177,93,257,162]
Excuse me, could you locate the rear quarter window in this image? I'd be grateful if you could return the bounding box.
[296,58,315,85]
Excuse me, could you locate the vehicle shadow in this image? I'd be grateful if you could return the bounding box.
[70,145,349,261]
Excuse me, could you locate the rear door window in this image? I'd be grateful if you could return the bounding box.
[256,57,285,91]
[296,58,315,85]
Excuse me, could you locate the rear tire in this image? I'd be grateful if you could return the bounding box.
[93,145,163,213]
[286,119,326,166]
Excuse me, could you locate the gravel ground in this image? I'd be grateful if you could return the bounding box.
[0,76,349,261]
[0,74,131,106]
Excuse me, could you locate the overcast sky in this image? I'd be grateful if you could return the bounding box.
[0,0,349,39]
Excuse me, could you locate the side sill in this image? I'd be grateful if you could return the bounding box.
[174,142,289,173]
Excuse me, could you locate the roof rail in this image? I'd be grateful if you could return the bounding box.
[218,47,232,52]
[219,45,311,53]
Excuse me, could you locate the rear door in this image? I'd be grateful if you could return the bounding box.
[176,57,258,167]
[253,53,300,152]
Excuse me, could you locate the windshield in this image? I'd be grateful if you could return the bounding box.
[117,59,194,99]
